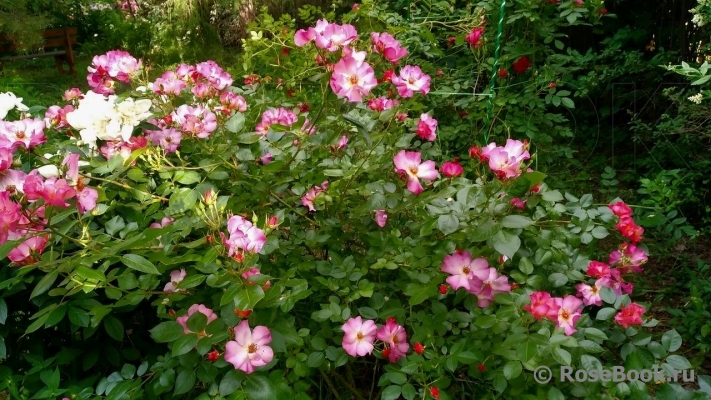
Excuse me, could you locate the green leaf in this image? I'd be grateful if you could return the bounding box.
[0,239,20,260]
[503,360,522,379]
[542,190,564,202]
[307,352,324,367]
[103,315,124,341]
[491,230,521,258]
[548,387,565,400]
[401,383,417,400]
[516,341,537,362]
[186,312,208,332]
[596,308,617,321]
[553,348,572,366]
[381,385,402,400]
[172,333,198,357]
[661,330,682,352]
[665,355,691,369]
[437,214,459,235]
[121,254,160,274]
[599,286,617,304]
[404,282,437,306]
[561,97,575,108]
[518,257,534,275]
[220,370,243,396]
[0,298,7,324]
[457,351,477,364]
[225,112,246,133]
[501,215,533,229]
[150,321,185,342]
[470,220,500,242]
[244,374,276,400]
[233,284,265,311]
[174,369,196,396]
[174,171,201,185]
[68,307,90,327]
[30,270,59,299]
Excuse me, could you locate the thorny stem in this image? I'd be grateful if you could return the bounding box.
[89,175,168,202]
[318,369,343,400]
[268,190,317,224]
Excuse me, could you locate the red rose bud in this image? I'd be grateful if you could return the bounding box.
[287,89,295,97]
[234,253,245,263]
[439,284,448,294]
[382,347,391,358]
[162,114,173,125]
[298,102,310,113]
[414,342,425,354]
[511,282,519,290]
[549,82,556,89]
[234,309,252,318]
[498,69,508,78]
[267,215,278,229]
[447,37,456,45]
[281,48,290,56]
[477,364,486,372]
[459,110,468,118]
[386,317,396,324]
[441,161,464,178]
[429,387,440,400]
[352,3,359,10]
[382,69,395,82]
[600,8,608,15]
[469,146,482,160]
[206,235,214,244]
[531,184,541,193]
[436,69,443,76]
[207,350,220,362]
[168,309,176,317]
[396,113,407,121]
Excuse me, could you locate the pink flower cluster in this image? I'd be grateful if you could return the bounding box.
[526,207,648,334]
[255,107,299,135]
[441,250,511,307]
[176,304,218,336]
[87,50,142,95]
[225,320,274,374]
[523,293,584,335]
[368,97,398,112]
[155,62,234,97]
[466,27,485,48]
[44,105,75,129]
[371,32,408,64]
[341,316,410,363]
[0,118,47,150]
[220,215,268,259]
[0,150,99,265]
[302,181,329,211]
[472,139,531,179]
[610,200,644,243]
[393,150,438,195]
[330,50,378,103]
[100,136,147,163]
[294,20,358,52]
[414,113,437,141]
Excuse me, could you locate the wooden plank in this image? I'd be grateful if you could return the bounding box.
[42,27,78,38]
[0,50,66,61]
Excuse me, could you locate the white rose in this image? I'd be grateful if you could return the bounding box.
[37,165,60,178]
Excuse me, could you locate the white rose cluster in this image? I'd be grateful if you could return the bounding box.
[691,0,710,26]
[0,92,29,120]
[65,91,153,149]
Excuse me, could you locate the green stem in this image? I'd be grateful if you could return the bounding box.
[483,0,507,143]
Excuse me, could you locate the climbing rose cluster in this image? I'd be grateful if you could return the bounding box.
[470,139,531,179]
[341,316,410,363]
[524,200,648,335]
[441,250,511,307]
[87,50,142,95]
[295,20,430,103]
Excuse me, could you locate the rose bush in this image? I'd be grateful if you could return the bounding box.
[0,10,709,400]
